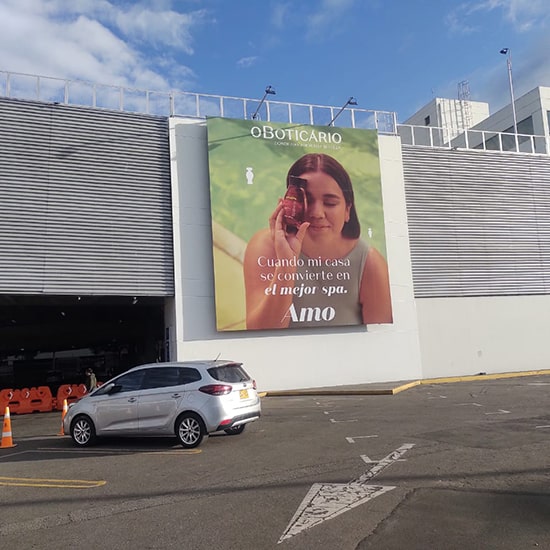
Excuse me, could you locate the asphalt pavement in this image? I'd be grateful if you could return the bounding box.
[1,372,549,549]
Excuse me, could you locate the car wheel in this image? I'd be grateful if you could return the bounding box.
[224,424,246,435]
[176,413,205,448]
[71,415,97,447]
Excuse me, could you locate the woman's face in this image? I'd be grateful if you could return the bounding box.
[299,170,351,242]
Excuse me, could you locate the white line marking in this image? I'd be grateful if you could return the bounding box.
[360,455,407,465]
[456,403,483,407]
[330,418,358,423]
[535,425,550,429]
[484,409,510,415]
[345,435,378,444]
[428,396,447,399]
[278,443,415,543]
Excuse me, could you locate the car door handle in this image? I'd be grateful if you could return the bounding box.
[127,397,137,403]
[171,393,182,398]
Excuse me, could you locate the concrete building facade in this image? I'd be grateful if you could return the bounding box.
[1,73,549,392]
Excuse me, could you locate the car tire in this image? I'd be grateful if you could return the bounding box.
[176,413,205,449]
[70,415,97,447]
[224,424,246,435]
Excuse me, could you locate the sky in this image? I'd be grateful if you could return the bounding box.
[0,0,549,123]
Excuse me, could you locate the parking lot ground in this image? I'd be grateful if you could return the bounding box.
[1,373,549,549]
[358,488,550,550]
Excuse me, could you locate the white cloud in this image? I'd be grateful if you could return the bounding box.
[271,2,291,29]
[449,0,550,33]
[305,0,356,40]
[0,0,205,91]
[477,0,549,29]
[115,5,209,53]
[237,56,258,69]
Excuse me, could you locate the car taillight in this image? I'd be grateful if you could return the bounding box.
[199,384,232,396]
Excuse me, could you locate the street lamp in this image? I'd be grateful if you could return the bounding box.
[252,85,276,120]
[500,48,518,139]
[328,97,357,126]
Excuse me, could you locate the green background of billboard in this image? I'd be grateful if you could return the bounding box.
[207,117,387,330]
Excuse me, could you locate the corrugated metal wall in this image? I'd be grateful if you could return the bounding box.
[402,145,550,298]
[0,98,173,295]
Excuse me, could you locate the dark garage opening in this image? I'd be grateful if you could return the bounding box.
[0,295,166,393]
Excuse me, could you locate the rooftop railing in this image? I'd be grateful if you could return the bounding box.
[0,70,397,133]
[398,123,550,155]
[2,70,548,154]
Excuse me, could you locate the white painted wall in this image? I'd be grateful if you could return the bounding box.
[168,118,422,391]
[416,295,550,378]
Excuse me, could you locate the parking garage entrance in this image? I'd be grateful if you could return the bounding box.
[0,295,166,393]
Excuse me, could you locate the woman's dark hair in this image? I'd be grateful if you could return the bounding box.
[286,153,360,239]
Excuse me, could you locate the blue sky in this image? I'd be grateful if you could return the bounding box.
[1,0,549,122]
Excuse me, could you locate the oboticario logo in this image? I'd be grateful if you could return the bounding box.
[250,125,342,145]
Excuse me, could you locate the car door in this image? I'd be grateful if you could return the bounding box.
[137,367,186,434]
[93,369,145,434]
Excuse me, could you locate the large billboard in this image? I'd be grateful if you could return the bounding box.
[207,118,392,331]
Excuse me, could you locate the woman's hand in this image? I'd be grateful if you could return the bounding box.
[269,201,310,261]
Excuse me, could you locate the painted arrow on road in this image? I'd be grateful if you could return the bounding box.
[278,443,415,543]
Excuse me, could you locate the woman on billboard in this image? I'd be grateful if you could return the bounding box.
[243,153,392,330]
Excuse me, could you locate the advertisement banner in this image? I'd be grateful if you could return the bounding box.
[207,118,392,331]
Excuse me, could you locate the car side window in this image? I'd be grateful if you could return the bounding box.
[179,367,202,384]
[141,367,181,390]
[115,370,146,393]
[208,365,249,383]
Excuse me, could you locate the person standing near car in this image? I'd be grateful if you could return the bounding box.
[85,368,97,393]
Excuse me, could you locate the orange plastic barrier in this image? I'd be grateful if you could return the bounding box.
[28,386,53,413]
[74,384,87,398]
[0,384,86,414]
[1,389,26,414]
[0,389,15,412]
[14,388,33,414]
[55,384,86,409]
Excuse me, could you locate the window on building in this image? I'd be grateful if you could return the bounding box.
[424,115,431,126]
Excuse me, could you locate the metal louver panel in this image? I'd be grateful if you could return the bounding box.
[0,98,174,295]
[402,145,550,298]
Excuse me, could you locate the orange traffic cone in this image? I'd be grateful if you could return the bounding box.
[1,406,16,449]
[58,399,68,436]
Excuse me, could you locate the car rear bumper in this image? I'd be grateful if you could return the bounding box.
[215,411,261,432]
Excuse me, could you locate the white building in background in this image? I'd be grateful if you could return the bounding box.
[403,86,550,154]
[472,86,550,136]
[403,97,490,140]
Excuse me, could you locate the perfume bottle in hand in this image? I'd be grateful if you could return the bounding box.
[282,176,308,234]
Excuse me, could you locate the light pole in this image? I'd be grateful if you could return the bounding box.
[328,97,357,126]
[500,48,518,147]
[252,85,276,120]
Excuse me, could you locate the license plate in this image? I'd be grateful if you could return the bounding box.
[239,389,249,399]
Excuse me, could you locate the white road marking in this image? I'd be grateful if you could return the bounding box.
[484,409,510,415]
[278,443,415,543]
[456,403,483,407]
[360,455,407,465]
[535,425,550,429]
[428,396,447,399]
[345,435,378,444]
[329,418,358,423]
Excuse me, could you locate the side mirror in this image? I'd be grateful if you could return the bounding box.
[109,384,123,395]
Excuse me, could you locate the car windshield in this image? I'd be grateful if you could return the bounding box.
[208,364,249,383]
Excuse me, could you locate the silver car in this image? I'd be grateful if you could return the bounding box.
[63,360,261,448]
